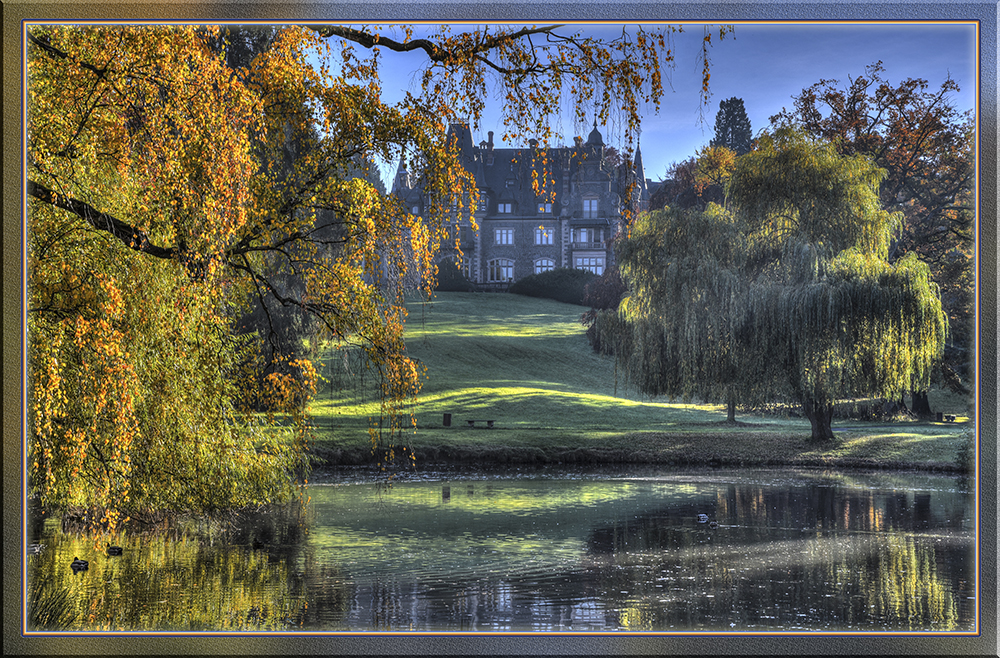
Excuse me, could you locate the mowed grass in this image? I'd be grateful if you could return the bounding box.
[307,292,975,471]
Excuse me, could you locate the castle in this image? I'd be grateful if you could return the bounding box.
[392,122,650,288]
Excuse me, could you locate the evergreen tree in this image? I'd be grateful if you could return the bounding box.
[710,97,752,155]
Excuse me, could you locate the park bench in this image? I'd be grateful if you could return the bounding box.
[466,419,496,428]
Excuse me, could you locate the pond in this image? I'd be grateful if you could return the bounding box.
[25,466,977,633]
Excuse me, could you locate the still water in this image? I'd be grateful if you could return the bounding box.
[26,467,976,633]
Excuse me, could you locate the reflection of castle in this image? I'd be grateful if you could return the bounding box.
[392,123,649,286]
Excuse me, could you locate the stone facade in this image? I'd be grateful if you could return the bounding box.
[392,122,649,287]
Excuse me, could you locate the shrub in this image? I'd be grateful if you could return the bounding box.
[434,261,476,292]
[582,265,627,311]
[508,268,597,306]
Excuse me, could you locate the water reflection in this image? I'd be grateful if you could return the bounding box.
[25,468,975,632]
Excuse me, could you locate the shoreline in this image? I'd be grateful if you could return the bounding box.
[308,437,973,475]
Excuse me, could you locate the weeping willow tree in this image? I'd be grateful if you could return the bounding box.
[732,128,947,440]
[606,127,947,442]
[607,203,756,421]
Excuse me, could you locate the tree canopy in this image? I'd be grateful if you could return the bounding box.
[26,23,729,532]
[604,127,947,441]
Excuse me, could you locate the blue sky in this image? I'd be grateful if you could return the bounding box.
[352,22,978,186]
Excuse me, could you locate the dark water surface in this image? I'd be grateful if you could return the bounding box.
[26,467,976,632]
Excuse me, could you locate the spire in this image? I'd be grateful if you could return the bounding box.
[391,154,409,194]
[587,117,604,147]
[633,141,650,207]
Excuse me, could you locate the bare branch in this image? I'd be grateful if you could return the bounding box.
[308,24,565,64]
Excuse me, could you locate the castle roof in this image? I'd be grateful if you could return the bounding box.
[400,125,639,215]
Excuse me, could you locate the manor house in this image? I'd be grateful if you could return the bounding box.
[392,122,650,287]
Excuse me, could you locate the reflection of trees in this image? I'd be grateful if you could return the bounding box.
[27,532,309,630]
[26,504,356,632]
[583,483,973,631]
[28,478,974,632]
[709,483,968,536]
[862,535,958,629]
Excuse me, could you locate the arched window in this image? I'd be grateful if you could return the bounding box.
[487,259,515,282]
[534,258,555,274]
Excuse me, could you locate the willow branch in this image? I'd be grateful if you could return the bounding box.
[309,24,564,64]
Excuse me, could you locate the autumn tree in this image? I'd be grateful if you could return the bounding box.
[648,145,735,211]
[771,62,975,410]
[710,97,752,155]
[649,157,699,210]
[694,144,737,206]
[26,23,729,530]
[606,127,947,441]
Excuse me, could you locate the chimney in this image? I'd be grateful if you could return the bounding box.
[487,131,494,151]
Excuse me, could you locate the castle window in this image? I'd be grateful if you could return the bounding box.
[537,202,552,214]
[583,198,599,219]
[487,258,515,282]
[497,202,513,214]
[478,194,488,212]
[573,228,602,245]
[534,258,555,274]
[506,179,517,188]
[495,228,514,245]
[412,205,420,215]
[535,227,554,245]
[575,256,605,275]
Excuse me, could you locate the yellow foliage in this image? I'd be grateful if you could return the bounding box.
[26,23,728,521]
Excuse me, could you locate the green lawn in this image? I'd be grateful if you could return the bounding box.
[307,292,975,472]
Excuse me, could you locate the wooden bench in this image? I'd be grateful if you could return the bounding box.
[466,419,495,428]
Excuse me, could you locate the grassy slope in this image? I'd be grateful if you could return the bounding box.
[308,292,975,471]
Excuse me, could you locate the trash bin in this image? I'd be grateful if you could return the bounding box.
[443,413,452,427]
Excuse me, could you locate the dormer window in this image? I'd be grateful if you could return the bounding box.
[583,198,599,219]
[506,179,517,189]
[497,202,513,214]
[537,202,552,214]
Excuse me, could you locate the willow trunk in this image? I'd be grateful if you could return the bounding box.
[803,397,836,442]
[911,390,933,418]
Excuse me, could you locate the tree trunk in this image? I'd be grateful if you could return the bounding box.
[803,397,836,442]
[911,389,933,418]
[727,399,736,423]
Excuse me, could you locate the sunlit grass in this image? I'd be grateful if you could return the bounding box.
[307,291,973,471]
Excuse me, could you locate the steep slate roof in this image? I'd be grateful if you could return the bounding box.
[394,122,646,217]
